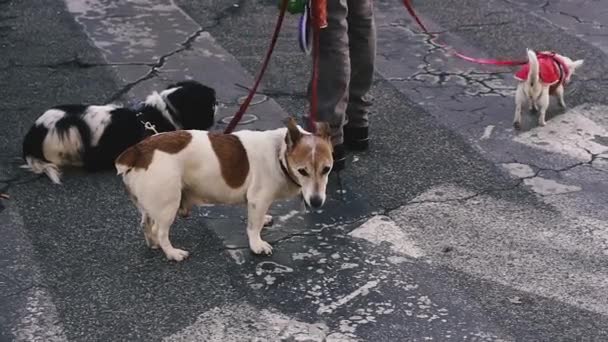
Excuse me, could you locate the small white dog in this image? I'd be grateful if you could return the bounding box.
[115,118,333,261]
[513,49,584,129]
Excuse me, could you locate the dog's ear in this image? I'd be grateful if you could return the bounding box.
[284,117,302,150]
[571,59,584,70]
[315,121,332,141]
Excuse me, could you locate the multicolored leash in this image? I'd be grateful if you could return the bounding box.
[401,0,528,66]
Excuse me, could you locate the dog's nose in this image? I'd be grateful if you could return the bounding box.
[309,195,324,209]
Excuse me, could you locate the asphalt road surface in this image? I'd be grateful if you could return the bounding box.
[1,0,608,341]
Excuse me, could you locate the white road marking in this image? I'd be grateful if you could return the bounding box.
[390,185,608,316]
[502,163,536,178]
[163,304,355,342]
[514,104,608,160]
[349,215,425,258]
[480,125,495,140]
[523,177,582,196]
[317,280,379,315]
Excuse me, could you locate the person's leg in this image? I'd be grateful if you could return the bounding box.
[309,0,349,170]
[345,0,376,150]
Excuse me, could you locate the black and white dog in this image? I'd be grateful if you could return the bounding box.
[22,80,217,184]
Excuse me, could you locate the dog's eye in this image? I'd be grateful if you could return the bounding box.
[321,166,331,175]
[298,168,309,177]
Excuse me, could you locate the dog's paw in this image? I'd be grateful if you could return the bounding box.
[250,239,273,255]
[558,101,567,109]
[263,215,274,226]
[165,248,190,262]
[178,207,191,218]
[144,235,160,249]
[146,240,160,249]
[513,121,522,130]
[538,119,547,127]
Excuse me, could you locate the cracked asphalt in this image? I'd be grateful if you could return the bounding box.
[1,0,608,341]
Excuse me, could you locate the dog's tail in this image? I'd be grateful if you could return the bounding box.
[115,145,138,176]
[21,125,62,184]
[526,49,539,87]
[21,156,62,184]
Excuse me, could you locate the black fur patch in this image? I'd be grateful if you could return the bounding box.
[22,124,49,161]
[165,80,217,130]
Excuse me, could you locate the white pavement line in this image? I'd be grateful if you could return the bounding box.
[13,288,68,342]
[349,215,425,259]
[523,177,582,196]
[0,203,67,342]
[164,304,356,342]
[64,0,199,64]
[514,104,608,161]
[390,184,608,316]
[501,163,536,178]
[63,0,288,129]
[317,280,379,315]
[501,163,583,196]
[480,125,495,140]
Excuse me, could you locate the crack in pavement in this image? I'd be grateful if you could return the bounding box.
[105,1,245,103]
[383,30,514,98]
[221,216,370,251]
[1,57,155,71]
[501,148,605,189]
[556,10,606,28]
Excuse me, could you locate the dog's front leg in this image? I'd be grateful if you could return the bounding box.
[141,214,159,249]
[555,85,567,108]
[246,199,273,255]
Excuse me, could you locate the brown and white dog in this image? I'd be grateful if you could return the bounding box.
[115,118,333,261]
[513,49,584,129]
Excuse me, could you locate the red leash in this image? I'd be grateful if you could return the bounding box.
[401,0,527,66]
[309,24,320,132]
[223,0,288,134]
[307,0,327,133]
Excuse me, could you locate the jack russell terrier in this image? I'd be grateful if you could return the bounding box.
[513,49,584,129]
[115,118,333,261]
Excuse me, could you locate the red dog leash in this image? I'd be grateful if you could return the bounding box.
[224,0,289,134]
[401,0,527,66]
[307,0,327,133]
[224,0,323,134]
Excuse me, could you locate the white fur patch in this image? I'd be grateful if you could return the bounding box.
[146,89,181,130]
[35,109,66,128]
[22,156,62,184]
[82,105,116,147]
[42,127,84,167]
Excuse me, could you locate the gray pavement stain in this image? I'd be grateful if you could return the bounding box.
[1,0,608,340]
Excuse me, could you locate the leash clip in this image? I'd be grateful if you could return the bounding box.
[141,121,159,135]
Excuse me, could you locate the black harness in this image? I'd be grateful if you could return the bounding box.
[279,155,301,188]
[128,96,180,137]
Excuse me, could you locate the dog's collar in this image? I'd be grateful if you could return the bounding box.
[279,155,301,188]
